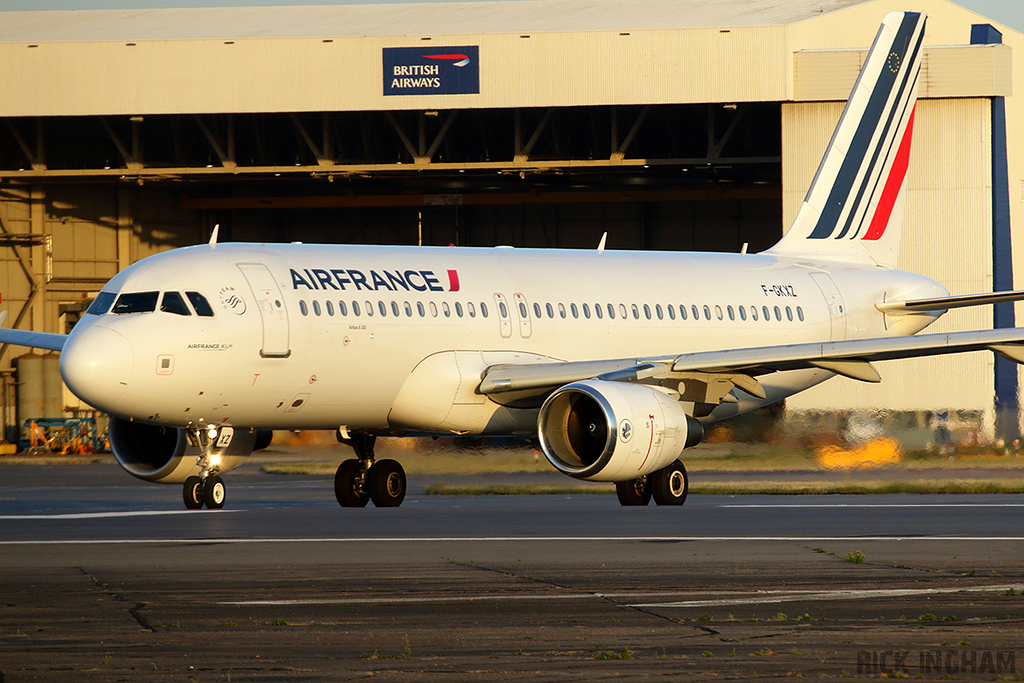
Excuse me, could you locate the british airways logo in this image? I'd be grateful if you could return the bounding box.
[290,268,460,293]
[383,46,480,96]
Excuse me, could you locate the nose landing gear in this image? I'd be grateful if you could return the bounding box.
[334,431,407,508]
[181,426,230,510]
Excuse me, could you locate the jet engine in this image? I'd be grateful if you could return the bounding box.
[538,380,703,481]
[107,417,267,484]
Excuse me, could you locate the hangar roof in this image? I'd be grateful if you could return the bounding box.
[0,0,864,42]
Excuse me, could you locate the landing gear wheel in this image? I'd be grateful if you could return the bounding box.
[334,459,369,507]
[616,476,652,506]
[183,476,204,509]
[651,460,688,506]
[203,475,226,509]
[366,459,406,508]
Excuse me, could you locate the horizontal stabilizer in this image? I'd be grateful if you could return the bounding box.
[0,311,68,352]
[877,289,1024,314]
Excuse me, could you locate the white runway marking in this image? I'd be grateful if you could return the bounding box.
[224,584,1024,608]
[628,584,1024,608]
[0,510,241,520]
[3,535,1024,545]
[720,503,1024,508]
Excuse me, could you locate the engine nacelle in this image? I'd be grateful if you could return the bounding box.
[107,417,261,484]
[538,380,703,481]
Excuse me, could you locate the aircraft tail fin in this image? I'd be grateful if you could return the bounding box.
[765,11,926,268]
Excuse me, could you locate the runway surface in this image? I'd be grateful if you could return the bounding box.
[2,462,1024,680]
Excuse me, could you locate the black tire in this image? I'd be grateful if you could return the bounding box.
[183,476,204,509]
[334,459,369,507]
[616,477,652,506]
[203,475,226,509]
[651,460,688,506]
[366,459,406,508]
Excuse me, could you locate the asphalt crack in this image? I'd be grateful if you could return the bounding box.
[75,565,155,633]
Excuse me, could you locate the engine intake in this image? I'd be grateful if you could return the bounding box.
[108,417,260,484]
[538,380,702,481]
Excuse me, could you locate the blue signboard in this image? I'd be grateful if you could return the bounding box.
[383,46,479,96]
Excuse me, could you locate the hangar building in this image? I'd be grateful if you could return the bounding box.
[0,0,1020,442]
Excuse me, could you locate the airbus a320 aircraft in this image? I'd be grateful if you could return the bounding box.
[2,11,1023,510]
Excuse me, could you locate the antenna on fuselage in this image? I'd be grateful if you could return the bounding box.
[597,232,607,254]
[209,224,220,248]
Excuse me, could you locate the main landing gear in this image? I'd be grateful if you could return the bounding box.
[182,426,228,510]
[334,431,407,508]
[615,459,688,507]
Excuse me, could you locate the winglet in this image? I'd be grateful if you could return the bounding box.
[209,223,220,248]
[597,232,607,254]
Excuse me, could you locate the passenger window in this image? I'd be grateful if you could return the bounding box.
[518,302,527,318]
[786,306,793,322]
[570,303,578,319]
[774,306,782,321]
[468,302,475,318]
[391,301,400,317]
[352,301,360,316]
[534,303,542,318]
[185,292,215,317]
[692,305,699,320]
[607,304,615,319]
[738,306,746,321]
[667,305,675,320]
[456,302,464,317]
[727,305,734,321]
[655,304,663,320]
[87,291,116,315]
[480,302,488,318]
[619,304,627,319]
[339,301,348,316]
[365,301,373,316]
[403,301,412,317]
[313,301,322,316]
[583,303,591,319]
[326,301,334,316]
[703,305,711,320]
[160,291,191,316]
[379,301,387,317]
[750,306,758,321]
[558,303,566,319]
[762,306,770,321]
[595,304,603,319]
[644,304,651,320]
[443,302,451,318]
[546,303,554,319]
[299,301,309,316]
[430,302,438,317]
[417,302,425,317]
[715,305,723,321]
[797,306,804,322]
[631,304,639,319]
[499,302,508,318]
[113,291,159,314]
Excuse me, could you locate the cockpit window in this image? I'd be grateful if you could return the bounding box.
[86,291,116,315]
[160,291,192,316]
[112,291,159,314]
[186,291,215,317]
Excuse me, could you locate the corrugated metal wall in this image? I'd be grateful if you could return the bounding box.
[782,97,995,417]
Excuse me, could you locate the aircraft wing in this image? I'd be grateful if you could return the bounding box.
[478,327,1024,395]
[0,312,68,352]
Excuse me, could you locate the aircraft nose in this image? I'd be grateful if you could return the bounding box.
[60,326,134,412]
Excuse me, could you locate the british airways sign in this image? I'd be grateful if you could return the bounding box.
[383,46,480,96]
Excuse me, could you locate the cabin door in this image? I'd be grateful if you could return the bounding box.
[238,263,291,358]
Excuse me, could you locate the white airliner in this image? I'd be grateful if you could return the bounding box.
[2,11,1023,510]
